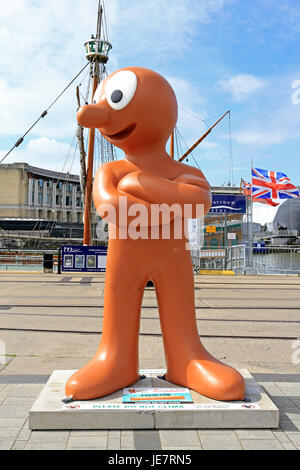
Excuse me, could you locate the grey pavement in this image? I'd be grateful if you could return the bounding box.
[0,272,300,450]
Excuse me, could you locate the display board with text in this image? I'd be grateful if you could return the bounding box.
[62,245,107,272]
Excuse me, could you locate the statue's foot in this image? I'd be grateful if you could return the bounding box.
[65,359,139,401]
[166,358,245,402]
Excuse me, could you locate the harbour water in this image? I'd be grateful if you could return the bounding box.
[253,251,300,273]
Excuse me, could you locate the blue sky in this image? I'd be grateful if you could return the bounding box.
[0,0,300,187]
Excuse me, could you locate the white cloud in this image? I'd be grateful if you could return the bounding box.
[108,0,227,60]
[167,77,205,107]
[218,73,267,101]
[199,141,221,149]
[0,137,79,174]
[0,0,25,17]
[231,130,287,146]
[0,0,99,143]
[227,72,300,151]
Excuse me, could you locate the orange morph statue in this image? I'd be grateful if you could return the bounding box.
[65,67,245,402]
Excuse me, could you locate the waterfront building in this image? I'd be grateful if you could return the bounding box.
[0,163,98,225]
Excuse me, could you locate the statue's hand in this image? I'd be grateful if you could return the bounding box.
[93,166,153,223]
[118,170,211,216]
[118,171,158,203]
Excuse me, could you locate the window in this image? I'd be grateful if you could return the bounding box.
[38,193,43,205]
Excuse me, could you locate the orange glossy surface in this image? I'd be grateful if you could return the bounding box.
[65,67,245,402]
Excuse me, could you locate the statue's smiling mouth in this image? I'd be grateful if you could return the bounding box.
[104,123,136,141]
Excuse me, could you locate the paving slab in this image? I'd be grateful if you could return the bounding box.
[0,439,15,450]
[11,441,27,450]
[241,439,283,450]
[281,442,297,450]
[200,434,243,450]
[134,430,161,450]
[67,435,107,449]
[29,369,279,430]
[160,430,200,447]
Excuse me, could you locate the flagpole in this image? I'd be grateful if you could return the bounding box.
[249,158,254,269]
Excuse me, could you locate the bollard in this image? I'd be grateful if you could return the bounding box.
[43,253,54,273]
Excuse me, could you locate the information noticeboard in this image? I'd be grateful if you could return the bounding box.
[62,245,107,273]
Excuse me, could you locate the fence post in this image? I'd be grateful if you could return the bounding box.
[57,248,61,275]
[224,247,228,270]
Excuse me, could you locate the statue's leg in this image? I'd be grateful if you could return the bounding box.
[65,240,146,400]
[154,242,245,401]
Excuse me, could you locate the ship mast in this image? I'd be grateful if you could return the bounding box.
[178,110,230,163]
[82,1,112,246]
[170,130,175,159]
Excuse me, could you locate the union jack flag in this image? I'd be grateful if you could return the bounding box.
[241,179,251,196]
[252,167,300,201]
[242,178,279,206]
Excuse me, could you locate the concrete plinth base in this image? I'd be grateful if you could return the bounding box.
[29,369,279,430]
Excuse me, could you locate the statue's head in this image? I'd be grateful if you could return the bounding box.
[77,66,178,153]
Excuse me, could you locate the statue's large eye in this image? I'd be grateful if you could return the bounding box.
[105,71,137,110]
[93,81,104,104]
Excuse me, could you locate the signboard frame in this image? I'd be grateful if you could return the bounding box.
[61,245,108,273]
[122,387,193,404]
[209,194,246,214]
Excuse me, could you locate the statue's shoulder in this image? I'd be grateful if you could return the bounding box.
[172,160,205,178]
[97,159,129,174]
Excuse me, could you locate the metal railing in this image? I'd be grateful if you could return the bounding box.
[251,245,300,274]
[227,244,300,274]
[1,230,50,239]
[253,229,299,239]
[191,248,227,271]
[192,245,300,274]
[227,245,246,271]
[0,250,58,272]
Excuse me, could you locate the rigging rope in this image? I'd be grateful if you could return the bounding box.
[61,132,77,174]
[228,110,234,186]
[176,127,201,169]
[102,0,109,41]
[0,62,90,165]
[176,109,234,184]
[178,106,208,128]
[69,141,79,175]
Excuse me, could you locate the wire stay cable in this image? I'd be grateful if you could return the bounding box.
[0,62,90,165]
